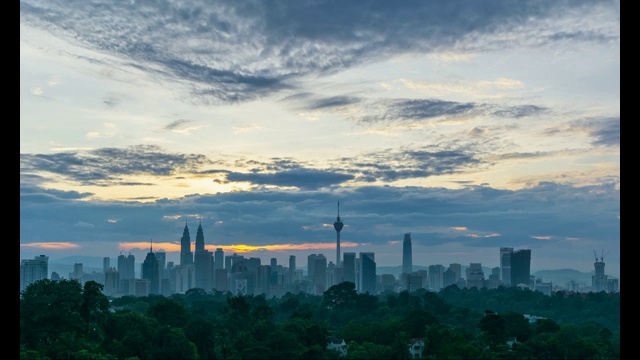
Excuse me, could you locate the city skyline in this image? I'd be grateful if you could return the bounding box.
[20,1,620,277]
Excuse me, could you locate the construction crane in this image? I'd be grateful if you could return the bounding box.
[593,249,609,263]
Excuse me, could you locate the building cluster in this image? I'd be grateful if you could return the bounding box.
[20,206,619,297]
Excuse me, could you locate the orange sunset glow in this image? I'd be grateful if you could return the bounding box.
[118,241,360,253]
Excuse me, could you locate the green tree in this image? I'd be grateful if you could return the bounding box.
[478,310,508,350]
[146,297,189,328]
[323,282,358,310]
[20,279,86,357]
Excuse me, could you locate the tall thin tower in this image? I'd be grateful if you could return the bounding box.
[333,202,344,267]
[402,233,412,274]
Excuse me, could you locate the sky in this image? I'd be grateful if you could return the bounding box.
[20,0,620,278]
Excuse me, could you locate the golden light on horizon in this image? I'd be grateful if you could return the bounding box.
[118,241,359,253]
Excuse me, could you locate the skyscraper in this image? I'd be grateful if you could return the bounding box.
[289,255,296,273]
[20,255,49,291]
[402,233,413,274]
[500,247,513,286]
[215,248,224,270]
[142,241,160,294]
[194,222,213,290]
[180,222,193,266]
[510,249,531,287]
[358,252,376,294]
[333,202,344,267]
[343,252,356,284]
[103,257,110,273]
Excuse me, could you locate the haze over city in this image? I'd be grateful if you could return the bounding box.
[20,1,619,277]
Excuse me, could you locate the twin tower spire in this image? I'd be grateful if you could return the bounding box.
[180,220,204,266]
[177,204,344,267]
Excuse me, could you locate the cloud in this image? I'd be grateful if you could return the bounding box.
[225,168,355,190]
[20,0,619,103]
[20,145,211,185]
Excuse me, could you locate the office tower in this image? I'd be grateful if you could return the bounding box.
[194,222,213,291]
[225,255,233,270]
[214,248,224,270]
[448,263,462,282]
[409,273,424,292]
[117,253,135,280]
[307,254,320,279]
[104,267,119,296]
[443,267,457,288]
[510,249,531,287]
[194,250,213,291]
[142,241,160,294]
[103,257,110,273]
[333,202,344,267]
[271,258,277,269]
[289,255,296,273]
[180,222,193,266]
[195,221,205,252]
[428,264,445,291]
[500,247,513,286]
[402,233,413,274]
[215,268,228,292]
[312,254,327,295]
[155,251,166,281]
[257,265,271,296]
[358,252,376,294]
[466,263,485,289]
[343,252,356,284]
[70,263,84,282]
[20,255,49,291]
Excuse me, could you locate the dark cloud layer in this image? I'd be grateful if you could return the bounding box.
[20,0,618,103]
[19,181,620,260]
[20,145,210,185]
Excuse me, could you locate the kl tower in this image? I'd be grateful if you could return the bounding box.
[333,202,344,267]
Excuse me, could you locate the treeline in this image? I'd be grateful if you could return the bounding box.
[20,279,620,359]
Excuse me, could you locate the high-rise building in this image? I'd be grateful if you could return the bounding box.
[428,264,445,291]
[500,247,513,286]
[215,268,228,292]
[334,202,344,267]
[194,222,213,291]
[510,249,531,287]
[343,252,356,284]
[20,255,49,291]
[194,250,213,291]
[142,242,160,295]
[289,255,296,273]
[592,251,608,292]
[448,263,462,282]
[104,267,118,296]
[70,263,84,282]
[402,233,413,274]
[215,248,224,270]
[103,257,110,273]
[155,251,166,282]
[466,263,485,289]
[180,222,193,266]
[443,267,457,288]
[358,252,376,294]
